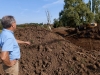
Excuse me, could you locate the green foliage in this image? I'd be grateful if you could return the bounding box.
[95,12,100,23]
[86,0,91,11]
[87,0,100,23]
[53,0,100,28]
[17,23,43,28]
[0,20,3,30]
[53,19,59,28]
[92,0,100,13]
[53,0,94,28]
[0,24,2,30]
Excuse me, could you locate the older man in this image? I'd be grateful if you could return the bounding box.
[0,15,30,75]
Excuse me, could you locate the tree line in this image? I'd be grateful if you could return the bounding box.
[53,0,100,28]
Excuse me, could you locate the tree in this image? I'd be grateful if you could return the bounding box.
[58,0,94,27]
[91,0,100,13]
[0,19,2,30]
[92,0,95,13]
[87,0,91,11]
[45,10,52,31]
[95,0,100,13]
[53,19,59,28]
[95,12,100,23]
[86,0,100,23]
[45,10,51,25]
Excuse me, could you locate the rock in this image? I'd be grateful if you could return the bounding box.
[41,72,48,75]
[45,46,52,52]
[38,45,43,52]
[39,60,43,66]
[87,64,97,70]
[35,67,42,74]
[95,62,100,68]
[81,64,85,69]
[72,56,80,61]
[93,65,97,69]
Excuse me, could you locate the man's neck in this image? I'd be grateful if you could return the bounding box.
[6,28,14,32]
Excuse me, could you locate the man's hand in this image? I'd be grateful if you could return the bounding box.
[1,51,17,66]
[25,41,30,45]
[10,60,17,66]
[16,39,31,45]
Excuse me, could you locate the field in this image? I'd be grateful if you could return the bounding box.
[0,25,100,75]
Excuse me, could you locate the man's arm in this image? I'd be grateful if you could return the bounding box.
[1,51,16,66]
[16,39,30,45]
[1,38,17,66]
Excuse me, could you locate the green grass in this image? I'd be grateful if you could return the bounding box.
[0,30,2,33]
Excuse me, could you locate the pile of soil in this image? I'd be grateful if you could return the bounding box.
[74,25,100,39]
[0,25,99,75]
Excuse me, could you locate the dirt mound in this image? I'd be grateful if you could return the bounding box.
[73,25,100,39]
[0,25,100,75]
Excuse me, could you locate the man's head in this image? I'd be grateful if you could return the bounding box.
[1,15,16,31]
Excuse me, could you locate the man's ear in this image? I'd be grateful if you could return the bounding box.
[11,23,15,28]
[11,25,14,28]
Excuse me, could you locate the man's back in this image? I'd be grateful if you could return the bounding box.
[0,29,20,60]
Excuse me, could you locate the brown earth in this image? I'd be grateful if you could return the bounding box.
[0,25,100,75]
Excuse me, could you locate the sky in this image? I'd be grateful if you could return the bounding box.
[0,0,64,24]
[0,0,88,24]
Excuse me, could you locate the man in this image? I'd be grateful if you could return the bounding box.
[0,15,30,75]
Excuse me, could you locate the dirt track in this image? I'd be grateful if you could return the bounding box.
[0,25,100,75]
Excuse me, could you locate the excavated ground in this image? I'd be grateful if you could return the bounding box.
[0,25,99,75]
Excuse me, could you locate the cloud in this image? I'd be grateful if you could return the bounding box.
[43,0,64,8]
[53,0,64,4]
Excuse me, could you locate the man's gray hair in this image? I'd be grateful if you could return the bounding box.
[1,15,16,28]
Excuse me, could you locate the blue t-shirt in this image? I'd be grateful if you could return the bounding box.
[0,29,20,60]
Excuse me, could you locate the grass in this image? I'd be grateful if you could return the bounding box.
[0,30,2,33]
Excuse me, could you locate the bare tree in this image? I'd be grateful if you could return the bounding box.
[45,9,52,31]
[45,10,51,25]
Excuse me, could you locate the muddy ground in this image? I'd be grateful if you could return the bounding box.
[0,25,100,75]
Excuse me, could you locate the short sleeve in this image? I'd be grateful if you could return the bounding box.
[2,38,13,51]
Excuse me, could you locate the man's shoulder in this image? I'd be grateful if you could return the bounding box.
[0,30,14,39]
